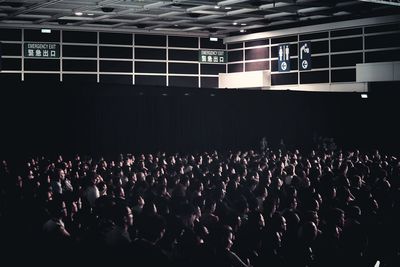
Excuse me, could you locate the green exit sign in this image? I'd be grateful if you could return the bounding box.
[199,50,227,63]
[24,43,60,58]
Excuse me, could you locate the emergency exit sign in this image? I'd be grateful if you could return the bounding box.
[24,43,60,58]
[199,50,227,63]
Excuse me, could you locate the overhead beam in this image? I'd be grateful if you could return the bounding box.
[359,0,400,6]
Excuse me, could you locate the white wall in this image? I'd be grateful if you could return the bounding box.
[357,62,400,82]
[219,70,271,88]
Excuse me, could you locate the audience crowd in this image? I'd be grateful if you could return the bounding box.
[1,144,399,266]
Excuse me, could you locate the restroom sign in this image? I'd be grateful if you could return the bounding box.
[299,41,312,71]
[278,44,290,72]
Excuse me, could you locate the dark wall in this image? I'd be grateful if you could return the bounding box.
[0,79,398,159]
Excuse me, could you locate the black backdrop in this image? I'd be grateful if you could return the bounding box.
[0,79,399,159]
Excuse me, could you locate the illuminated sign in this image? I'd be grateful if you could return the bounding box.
[24,43,60,58]
[278,44,290,72]
[199,50,227,63]
[299,41,312,71]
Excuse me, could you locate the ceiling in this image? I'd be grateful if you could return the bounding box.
[0,0,399,37]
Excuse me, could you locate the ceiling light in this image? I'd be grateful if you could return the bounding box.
[240,23,246,26]
[361,93,368,99]
[240,29,246,33]
[41,29,51,33]
[233,22,238,25]
[75,12,83,16]
[87,13,94,16]
[214,5,220,9]
[209,37,218,41]
[225,7,232,10]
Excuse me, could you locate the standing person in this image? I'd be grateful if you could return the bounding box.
[42,197,71,244]
[260,137,268,153]
[210,225,251,267]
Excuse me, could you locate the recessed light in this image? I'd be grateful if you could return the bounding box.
[240,23,246,26]
[233,22,238,25]
[225,7,232,10]
[240,29,246,33]
[75,12,83,16]
[214,5,220,9]
[209,37,218,41]
[41,29,51,33]
[361,93,368,99]
[87,13,94,16]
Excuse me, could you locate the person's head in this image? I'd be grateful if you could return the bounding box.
[56,168,65,181]
[48,197,67,219]
[272,177,283,190]
[212,225,234,250]
[298,221,318,245]
[213,185,226,201]
[346,205,361,222]
[286,164,295,176]
[98,181,107,196]
[304,210,319,226]
[142,201,158,216]
[263,196,278,218]
[146,175,155,186]
[255,186,268,205]
[136,172,146,182]
[113,203,134,228]
[194,223,209,244]
[138,214,166,243]
[42,184,53,202]
[270,212,287,233]
[327,208,345,228]
[179,203,196,228]
[204,197,217,213]
[114,186,125,199]
[288,196,298,210]
[350,175,363,188]
[132,195,145,214]
[322,186,337,201]
[265,231,282,251]
[192,180,204,193]
[282,210,300,233]
[247,210,265,229]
